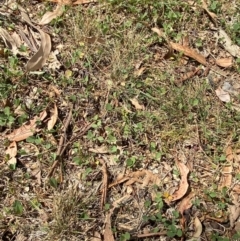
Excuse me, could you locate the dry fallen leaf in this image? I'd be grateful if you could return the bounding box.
[178,192,195,215]
[26,29,51,71]
[192,217,202,238]
[39,4,64,25]
[215,87,231,103]
[152,27,174,59]
[170,42,207,66]
[216,57,233,68]
[15,233,27,241]
[20,10,52,71]
[134,66,146,77]
[48,50,62,71]
[11,32,22,48]
[176,67,201,85]
[103,195,132,241]
[47,104,58,130]
[109,170,161,189]
[6,110,47,142]
[6,141,17,166]
[168,161,190,203]
[218,146,233,190]
[49,85,62,96]
[130,97,145,110]
[152,27,165,38]
[0,27,19,55]
[104,212,115,241]
[201,0,217,22]
[215,29,240,58]
[90,231,102,241]
[178,192,195,229]
[229,194,240,228]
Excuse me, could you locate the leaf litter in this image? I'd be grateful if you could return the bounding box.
[1,0,240,240]
[6,110,47,142]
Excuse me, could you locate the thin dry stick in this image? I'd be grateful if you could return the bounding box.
[46,104,73,178]
[99,159,108,210]
[135,231,167,238]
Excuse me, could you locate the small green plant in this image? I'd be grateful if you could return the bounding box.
[209,1,222,14]
[155,192,164,210]
[120,232,130,241]
[49,177,58,188]
[126,156,136,167]
[211,233,230,241]
[0,107,15,127]
[143,194,182,238]
[166,223,182,238]
[12,200,23,215]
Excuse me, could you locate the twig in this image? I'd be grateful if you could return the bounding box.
[46,104,73,178]
[99,159,108,210]
[131,231,166,239]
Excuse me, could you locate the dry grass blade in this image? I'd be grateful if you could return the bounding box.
[46,0,96,4]
[6,110,47,142]
[46,0,72,4]
[39,4,65,25]
[170,42,207,66]
[73,0,97,4]
[136,232,167,238]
